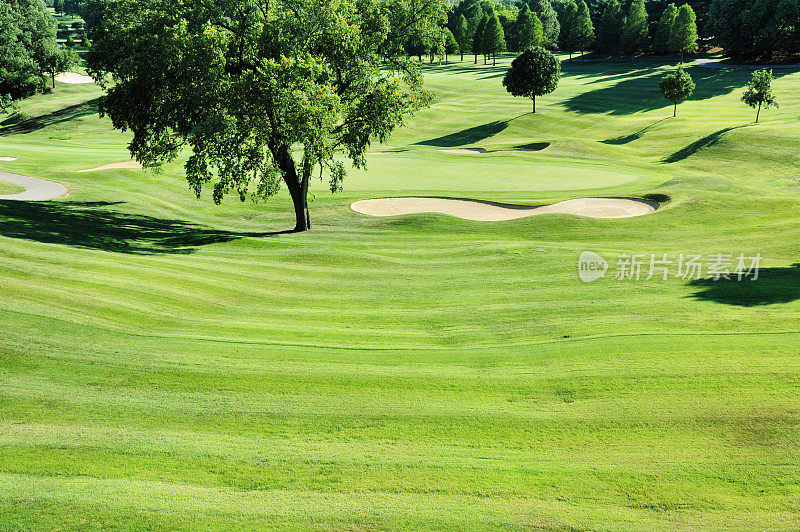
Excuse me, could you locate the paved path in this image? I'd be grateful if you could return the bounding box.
[0,172,67,201]
[694,58,800,69]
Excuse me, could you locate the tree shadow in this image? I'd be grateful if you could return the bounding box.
[601,118,671,145]
[0,99,100,136]
[661,126,747,163]
[562,66,792,115]
[0,200,276,254]
[416,116,527,148]
[687,264,800,306]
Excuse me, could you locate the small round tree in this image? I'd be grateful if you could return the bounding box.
[502,47,560,113]
[742,69,778,123]
[659,65,695,117]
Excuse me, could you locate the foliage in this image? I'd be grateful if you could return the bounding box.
[708,0,800,59]
[623,0,649,54]
[86,0,447,232]
[531,0,560,47]
[472,14,488,59]
[482,11,507,63]
[0,0,60,103]
[659,65,695,115]
[654,3,677,54]
[596,0,624,54]
[742,69,778,122]
[669,4,698,57]
[558,1,578,54]
[502,46,560,112]
[454,14,470,59]
[573,0,594,54]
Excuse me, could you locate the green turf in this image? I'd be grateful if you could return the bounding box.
[1,54,800,530]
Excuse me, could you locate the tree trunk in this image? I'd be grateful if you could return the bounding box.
[756,102,761,123]
[474,53,477,64]
[532,96,536,113]
[460,52,464,62]
[673,102,677,117]
[274,145,311,232]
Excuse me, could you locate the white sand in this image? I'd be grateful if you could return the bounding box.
[438,148,486,155]
[77,161,143,173]
[55,72,95,84]
[0,172,67,201]
[351,197,657,221]
[0,157,17,162]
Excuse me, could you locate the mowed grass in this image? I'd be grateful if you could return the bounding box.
[1,56,800,529]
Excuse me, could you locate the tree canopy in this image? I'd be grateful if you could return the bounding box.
[502,46,560,113]
[483,11,507,65]
[654,3,677,54]
[742,69,778,123]
[0,0,71,106]
[669,4,698,58]
[573,0,595,58]
[659,66,695,116]
[623,0,649,54]
[87,0,447,232]
[530,0,560,47]
[596,0,624,56]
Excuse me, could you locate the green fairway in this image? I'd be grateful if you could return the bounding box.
[2,56,800,530]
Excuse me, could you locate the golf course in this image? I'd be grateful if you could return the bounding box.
[1,53,800,529]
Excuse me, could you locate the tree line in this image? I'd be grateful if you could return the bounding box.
[412,0,800,63]
[0,0,78,111]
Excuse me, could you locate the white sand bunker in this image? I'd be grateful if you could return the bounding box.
[77,161,143,173]
[351,197,657,221]
[0,172,67,201]
[438,148,486,155]
[55,72,94,84]
[0,157,17,162]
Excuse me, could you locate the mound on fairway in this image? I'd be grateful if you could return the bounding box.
[77,161,143,173]
[0,172,67,201]
[351,196,657,221]
[55,72,94,84]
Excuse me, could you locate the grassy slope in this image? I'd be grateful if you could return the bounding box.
[1,56,799,530]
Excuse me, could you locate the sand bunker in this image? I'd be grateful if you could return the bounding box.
[438,148,486,155]
[55,72,94,84]
[351,197,657,221]
[0,172,67,201]
[77,161,143,173]
[0,157,17,162]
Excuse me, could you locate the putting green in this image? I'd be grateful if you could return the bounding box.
[343,152,648,191]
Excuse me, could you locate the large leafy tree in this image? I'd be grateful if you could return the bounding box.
[472,14,488,63]
[742,69,778,123]
[596,0,624,58]
[573,0,594,60]
[0,0,73,106]
[708,0,800,59]
[659,65,695,116]
[453,13,470,61]
[482,11,507,65]
[558,1,578,58]
[530,0,560,47]
[86,0,447,232]
[623,0,649,55]
[502,46,560,113]
[669,3,698,60]
[654,3,677,55]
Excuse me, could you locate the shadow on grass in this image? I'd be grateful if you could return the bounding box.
[601,118,671,145]
[687,264,800,306]
[662,126,747,163]
[0,99,100,136]
[562,66,793,115]
[416,120,510,147]
[0,200,277,254]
